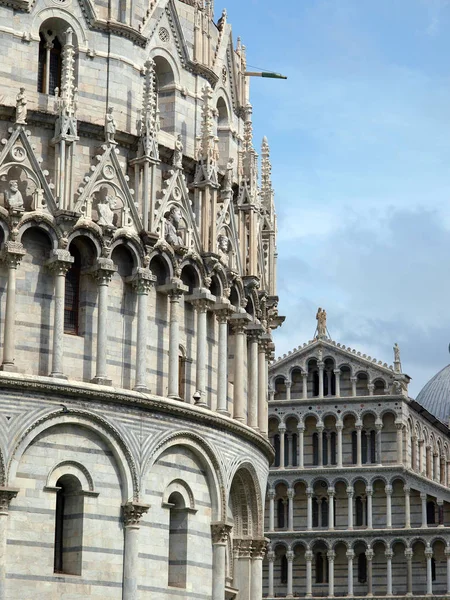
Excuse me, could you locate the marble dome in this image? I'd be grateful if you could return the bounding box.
[416,363,450,423]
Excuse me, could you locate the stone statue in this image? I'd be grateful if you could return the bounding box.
[5,180,24,210]
[223,157,234,190]
[173,134,183,169]
[97,194,117,226]
[217,234,230,266]
[15,88,27,125]
[105,107,117,144]
[316,307,327,338]
[164,206,184,246]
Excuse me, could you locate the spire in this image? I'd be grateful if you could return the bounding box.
[194,83,219,186]
[137,58,159,160]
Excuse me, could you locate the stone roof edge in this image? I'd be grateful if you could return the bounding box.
[0,372,274,461]
[271,337,395,375]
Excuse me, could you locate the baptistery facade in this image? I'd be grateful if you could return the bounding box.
[264,315,450,599]
[0,1,280,598]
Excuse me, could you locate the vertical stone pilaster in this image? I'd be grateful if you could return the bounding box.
[0,488,19,600]
[1,241,26,372]
[122,502,150,600]
[46,250,74,379]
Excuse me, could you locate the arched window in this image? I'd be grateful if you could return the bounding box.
[54,475,83,575]
[427,500,436,525]
[273,434,280,467]
[277,498,285,529]
[64,246,81,334]
[168,491,188,588]
[358,553,367,583]
[312,497,319,528]
[281,554,288,584]
[352,431,357,464]
[312,432,319,466]
[38,31,62,95]
[315,552,328,583]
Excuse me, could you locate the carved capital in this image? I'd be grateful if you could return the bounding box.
[122,501,150,527]
[0,487,18,513]
[211,522,232,544]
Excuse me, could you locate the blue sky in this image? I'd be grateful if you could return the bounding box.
[222,0,450,396]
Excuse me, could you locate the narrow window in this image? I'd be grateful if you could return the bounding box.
[277,498,285,529]
[54,475,83,575]
[64,246,81,334]
[427,501,436,525]
[281,554,288,584]
[274,434,280,468]
[313,432,319,466]
[352,431,357,464]
[168,492,188,588]
[358,553,367,583]
[362,431,368,464]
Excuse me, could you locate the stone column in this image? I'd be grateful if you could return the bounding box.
[347,487,354,530]
[1,241,25,371]
[192,298,210,406]
[376,421,383,465]
[385,485,392,529]
[302,372,308,399]
[122,502,150,600]
[287,488,294,531]
[285,380,291,401]
[317,424,324,467]
[298,424,305,468]
[46,250,74,379]
[405,548,413,596]
[246,328,260,429]
[346,550,354,597]
[131,269,155,392]
[336,421,343,468]
[211,523,232,600]
[351,375,357,397]
[396,422,404,464]
[230,314,250,422]
[91,258,116,385]
[334,369,341,398]
[421,492,428,528]
[0,488,18,599]
[286,549,294,598]
[328,488,335,530]
[425,546,433,596]
[257,337,268,433]
[445,546,450,594]
[328,550,335,597]
[366,548,374,597]
[438,499,444,527]
[305,550,313,598]
[356,423,363,467]
[268,489,275,532]
[404,486,411,529]
[267,550,275,597]
[318,361,324,398]
[216,309,230,415]
[279,425,286,469]
[366,486,373,529]
[385,550,393,596]
[306,487,313,530]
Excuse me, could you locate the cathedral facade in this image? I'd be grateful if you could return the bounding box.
[264,314,450,599]
[0,1,281,598]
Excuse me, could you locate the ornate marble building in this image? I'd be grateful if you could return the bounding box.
[0,0,281,598]
[264,312,450,599]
